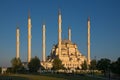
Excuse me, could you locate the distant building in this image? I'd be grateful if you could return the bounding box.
[1,67,7,74]
[22,62,28,70]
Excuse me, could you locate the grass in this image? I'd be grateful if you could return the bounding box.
[0,73,105,80]
[0,74,28,80]
[12,74,64,80]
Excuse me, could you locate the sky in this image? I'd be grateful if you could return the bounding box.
[0,0,120,67]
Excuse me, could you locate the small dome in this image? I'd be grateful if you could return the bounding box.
[61,39,73,44]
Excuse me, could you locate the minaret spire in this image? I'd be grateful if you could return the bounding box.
[42,23,46,62]
[68,27,71,41]
[28,10,30,19]
[16,27,20,59]
[87,16,91,65]
[58,9,62,56]
[27,11,32,62]
[58,9,61,15]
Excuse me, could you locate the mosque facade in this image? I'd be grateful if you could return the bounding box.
[40,10,91,70]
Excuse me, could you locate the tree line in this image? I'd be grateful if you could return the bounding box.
[2,56,120,75]
[7,56,64,74]
[87,57,120,75]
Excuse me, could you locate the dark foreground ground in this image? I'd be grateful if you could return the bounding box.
[0,73,117,80]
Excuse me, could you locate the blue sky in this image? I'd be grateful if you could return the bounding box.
[0,0,120,67]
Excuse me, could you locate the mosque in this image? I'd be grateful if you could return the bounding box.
[16,10,91,70]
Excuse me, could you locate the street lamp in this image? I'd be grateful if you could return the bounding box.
[108,65,111,80]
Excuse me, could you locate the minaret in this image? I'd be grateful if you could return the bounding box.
[58,9,62,56]
[87,17,91,65]
[16,27,20,59]
[27,12,32,62]
[42,23,46,62]
[68,27,71,41]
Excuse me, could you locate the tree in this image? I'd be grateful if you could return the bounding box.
[96,58,111,76]
[81,60,87,70]
[111,57,120,74]
[90,59,97,70]
[6,67,12,73]
[90,59,97,75]
[11,57,22,73]
[28,56,40,72]
[52,58,64,70]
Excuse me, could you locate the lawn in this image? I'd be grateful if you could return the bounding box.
[0,74,28,80]
[0,73,104,80]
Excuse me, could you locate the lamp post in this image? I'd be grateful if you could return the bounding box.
[108,65,111,80]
